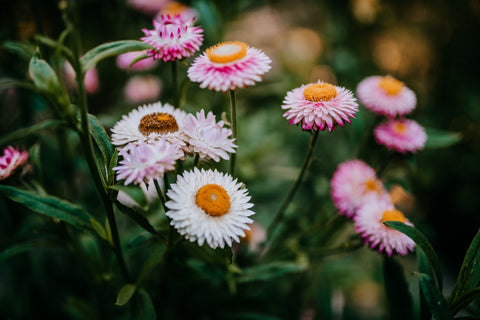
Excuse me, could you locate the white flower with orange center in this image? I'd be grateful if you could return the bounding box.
[330,159,390,218]
[165,168,255,249]
[111,102,189,152]
[187,41,272,92]
[282,81,358,132]
[374,118,427,153]
[354,199,416,256]
[356,75,417,117]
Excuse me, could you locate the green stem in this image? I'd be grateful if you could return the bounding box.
[171,60,179,108]
[153,178,167,210]
[229,90,237,176]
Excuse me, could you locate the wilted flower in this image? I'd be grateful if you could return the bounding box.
[187,41,272,92]
[374,118,427,153]
[165,168,255,249]
[0,146,29,181]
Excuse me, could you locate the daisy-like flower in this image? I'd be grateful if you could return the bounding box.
[183,109,237,162]
[111,102,189,151]
[331,159,390,218]
[356,75,416,117]
[113,139,182,185]
[354,199,415,256]
[141,14,203,62]
[187,41,272,92]
[165,168,255,249]
[0,146,29,181]
[282,81,358,132]
[374,118,427,153]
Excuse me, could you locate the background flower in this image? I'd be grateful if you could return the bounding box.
[0,146,28,180]
[374,118,427,153]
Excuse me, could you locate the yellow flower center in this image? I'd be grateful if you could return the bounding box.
[206,41,248,63]
[392,121,407,135]
[195,184,231,216]
[303,83,337,102]
[378,76,404,95]
[381,209,407,225]
[161,1,189,15]
[364,178,382,194]
[138,112,179,136]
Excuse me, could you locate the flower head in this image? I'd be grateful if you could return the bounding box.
[116,51,158,71]
[187,41,272,92]
[183,109,237,162]
[156,1,197,22]
[141,14,203,62]
[374,118,427,153]
[165,168,255,249]
[354,199,415,256]
[113,139,182,185]
[0,146,29,181]
[356,75,416,117]
[331,159,390,218]
[111,101,189,151]
[124,75,162,104]
[282,81,358,132]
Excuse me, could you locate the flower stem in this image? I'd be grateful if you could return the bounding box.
[229,89,237,176]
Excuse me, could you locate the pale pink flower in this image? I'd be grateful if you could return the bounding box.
[356,75,416,117]
[183,109,237,162]
[127,0,171,15]
[331,159,390,218]
[63,61,99,94]
[155,1,197,22]
[124,75,162,104]
[282,81,358,132]
[113,139,182,185]
[187,41,272,92]
[354,199,415,256]
[0,146,29,180]
[374,118,427,153]
[242,221,267,252]
[141,14,203,62]
[116,51,158,71]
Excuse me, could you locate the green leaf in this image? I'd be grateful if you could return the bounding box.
[114,200,158,235]
[0,119,66,147]
[418,249,433,320]
[0,240,50,263]
[88,114,113,162]
[115,284,137,306]
[383,256,414,320]
[108,149,119,188]
[0,185,94,232]
[413,272,451,320]
[237,261,307,283]
[425,127,462,149]
[80,40,153,72]
[449,228,480,306]
[128,52,151,71]
[2,40,36,61]
[384,221,443,291]
[132,289,157,320]
[450,287,480,316]
[110,185,148,211]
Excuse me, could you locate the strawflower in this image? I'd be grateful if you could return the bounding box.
[282,81,358,132]
[156,1,197,22]
[187,41,272,92]
[374,118,427,153]
[0,146,29,181]
[116,51,158,71]
[165,168,255,249]
[124,75,162,104]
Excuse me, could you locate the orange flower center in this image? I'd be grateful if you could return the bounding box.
[138,112,179,136]
[195,184,231,216]
[161,1,189,15]
[206,41,248,63]
[392,121,407,135]
[381,209,407,226]
[364,178,382,194]
[378,76,404,95]
[303,83,337,102]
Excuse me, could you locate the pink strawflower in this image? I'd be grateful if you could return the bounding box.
[0,146,29,180]
[374,118,427,153]
[124,75,162,104]
[155,1,197,22]
[187,41,272,92]
[63,61,99,94]
[141,14,203,62]
[356,75,416,117]
[127,0,171,15]
[354,199,416,256]
[113,139,182,185]
[116,51,158,71]
[331,159,390,218]
[282,81,358,132]
[183,109,237,162]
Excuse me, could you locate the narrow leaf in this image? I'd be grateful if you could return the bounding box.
[450,287,480,316]
[110,185,148,211]
[384,221,443,291]
[418,249,433,320]
[89,218,107,242]
[80,40,153,72]
[0,240,50,263]
[115,284,137,306]
[0,120,66,147]
[237,261,307,283]
[88,113,113,162]
[2,40,36,61]
[383,256,414,320]
[425,127,462,149]
[133,289,157,320]
[414,272,451,320]
[114,200,157,235]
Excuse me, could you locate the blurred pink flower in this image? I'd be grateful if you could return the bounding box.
[116,51,158,71]
[242,221,267,252]
[356,75,416,117]
[354,199,415,256]
[0,146,29,180]
[127,0,171,15]
[124,75,162,104]
[63,61,99,94]
[155,1,197,21]
[374,118,427,153]
[187,41,271,92]
[282,81,358,132]
[141,14,203,62]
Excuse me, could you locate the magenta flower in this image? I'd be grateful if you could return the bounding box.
[0,146,29,181]
[187,41,271,92]
[354,199,416,256]
[374,118,427,153]
[141,14,203,62]
[356,75,416,117]
[282,81,358,132]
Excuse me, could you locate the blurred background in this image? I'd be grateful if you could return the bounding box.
[1,0,480,319]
